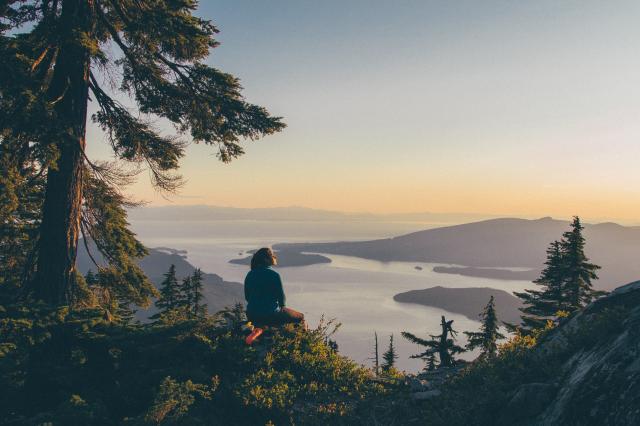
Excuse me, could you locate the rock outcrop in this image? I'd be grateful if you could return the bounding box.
[503,281,640,425]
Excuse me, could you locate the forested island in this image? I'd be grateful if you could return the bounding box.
[394,286,523,324]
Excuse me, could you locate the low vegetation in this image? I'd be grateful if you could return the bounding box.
[0,304,393,425]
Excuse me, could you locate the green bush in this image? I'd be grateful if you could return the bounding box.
[0,305,386,425]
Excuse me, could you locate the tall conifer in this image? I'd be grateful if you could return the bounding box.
[189,269,207,318]
[514,241,567,330]
[381,334,398,372]
[155,265,181,314]
[561,216,602,312]
[514,216,603,331]
[179,275,192,311]
[464,296,505,358]
[1,1,285,306]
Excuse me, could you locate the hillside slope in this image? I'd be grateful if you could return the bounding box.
[410,280,640,426]
[527,280,640,425]
[0,311,386,425]
[76,243,244,315]
[277,217,640,290]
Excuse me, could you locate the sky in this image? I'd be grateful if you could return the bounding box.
[87,0,640,223]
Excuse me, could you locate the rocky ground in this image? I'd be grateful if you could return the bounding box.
[394,281,640,425]
[406,366,466,401]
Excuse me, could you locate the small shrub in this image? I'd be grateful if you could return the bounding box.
[144,376,216,424]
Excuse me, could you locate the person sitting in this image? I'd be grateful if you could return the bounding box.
[244,247,305,329]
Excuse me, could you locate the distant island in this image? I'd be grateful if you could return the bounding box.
[275,217,640,290]
[393,286,523,324]
[432,266,539,281]
[229,249,332,267]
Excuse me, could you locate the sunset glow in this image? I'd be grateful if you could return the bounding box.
[86,0,640,223]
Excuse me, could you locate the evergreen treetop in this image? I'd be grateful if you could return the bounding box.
[464,296,505,358]
[151,266,208,323]
[513,240,566,330]
[561,216,602,311]
[154,264,181,313]
[514,216,603,333]
[381,334,398,372]
[179,275,192,310]
[189,268,207,318]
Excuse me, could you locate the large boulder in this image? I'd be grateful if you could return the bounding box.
[528,281,640,425]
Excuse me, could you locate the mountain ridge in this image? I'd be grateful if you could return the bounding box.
[126,205,500,224]
[275,217,640,290]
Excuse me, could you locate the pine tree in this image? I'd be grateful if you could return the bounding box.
[189,269,207,319]
[178,276,192,312]
[514,241,567,331]
[1,1,285,306]
[381,334,398,372]
[402,316,466,369]
[154,265,181,314]
[561,216,602,312]
[464,296,505,358]
[370,332,380,376]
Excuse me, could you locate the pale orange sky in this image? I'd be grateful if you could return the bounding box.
[87,1,640,224]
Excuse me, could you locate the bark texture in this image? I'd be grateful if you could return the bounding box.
[35,0,94,305]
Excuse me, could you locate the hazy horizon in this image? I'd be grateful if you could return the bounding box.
[87,1,640,222]
[127,204,640,226]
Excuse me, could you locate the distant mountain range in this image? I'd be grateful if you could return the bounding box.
[127,205,497,224]
[76,243,244,317]
[276,217,640,290]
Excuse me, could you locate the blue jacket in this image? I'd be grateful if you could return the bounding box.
[244,266,285,316]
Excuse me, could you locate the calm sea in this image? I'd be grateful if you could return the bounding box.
[131,219,532,372]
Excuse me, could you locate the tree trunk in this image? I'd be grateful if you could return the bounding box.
[439,316,450,367]
[34,0,94,305]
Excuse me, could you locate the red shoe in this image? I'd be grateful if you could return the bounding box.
[245,327,263,345]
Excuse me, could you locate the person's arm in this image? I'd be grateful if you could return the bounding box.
[244,275,251,302]
[274,272,286,308]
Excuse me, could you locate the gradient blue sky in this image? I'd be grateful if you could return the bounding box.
[87,1,640,222]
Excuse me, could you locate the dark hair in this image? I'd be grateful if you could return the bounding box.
[251,247,277,270]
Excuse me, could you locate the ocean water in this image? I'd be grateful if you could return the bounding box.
[131,220,533,372]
